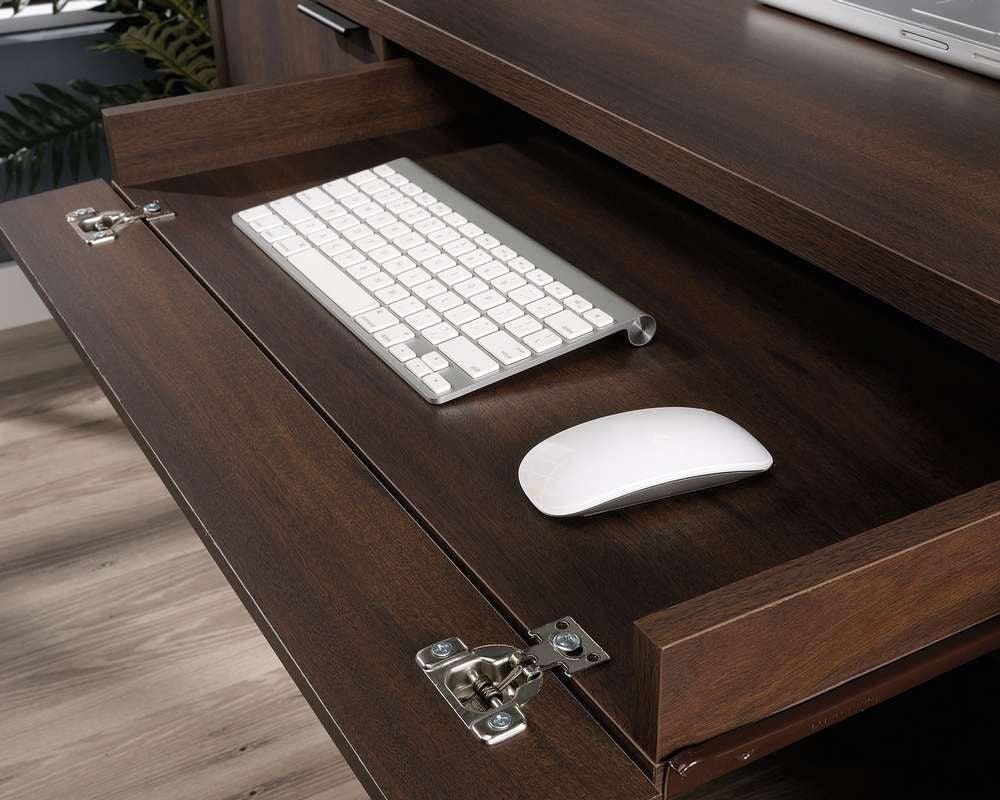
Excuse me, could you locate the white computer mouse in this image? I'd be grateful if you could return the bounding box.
[518,407,773,517]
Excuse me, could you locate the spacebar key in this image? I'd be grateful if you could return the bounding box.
[439,336,499,380]
[288,248,377,316]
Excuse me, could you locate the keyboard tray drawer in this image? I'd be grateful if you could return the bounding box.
[3,58,998,797]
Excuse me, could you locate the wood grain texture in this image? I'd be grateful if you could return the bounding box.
[102,59,471,186]
[215,0,376,86]
[0,321,366,800]
[635,484,1000,758]
[327,0,1000,361]
[119,118,1000,763]
[0,182,659,800]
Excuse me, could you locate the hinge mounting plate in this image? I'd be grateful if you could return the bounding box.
[416,616,608,745]
[66,201,174,246]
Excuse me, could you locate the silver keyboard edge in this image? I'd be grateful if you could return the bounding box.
[233,157,655,403]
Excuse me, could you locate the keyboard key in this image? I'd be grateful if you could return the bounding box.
[375,284,409,304]
[287,249,377,316]
[406,358,432,378]
[389,343,416,362]
[297,187,334,210]
[355,307,398,333]
[471,290,505,311]
[506,315,542,337]
[508,284,544,305]
[373,324,414,347]
[522,328,562,353]
[399,267,431,287]
[399,183,422,197]
[454,277,489,298]
[487,302,523,324]
[525,269,553,286]
[460,249,492,269]
[361,178,390,195]
[333,249,365,268]
[320,239,352,257]
[387,198,418,214]
[479,331,531,365]
[443,238,476,257]
[423,322,459,345]
[340,193,368,209]
[295,217,329,236]
[342,224,373,242]
[439,336,500,379]
[428,227,461,245]
[508,256,534,274]
[546,309,593,340]
[444,304,480,326]
[249,213,282,232]
[270,197,312,225]
[274,235,311,256]
[371,245,402,264]
[428,291,462,312]
[475,233,500,249]
[422,351,449,371]
[318,204,348,221]
[545,281,572,299]
[373,217,404,235]
[583,307,614,327]
[329,214,360,232]
[383,256,416,276]
[354,202,384,220]
[322,179,354,198]
[564,294,593,313]
[525,297,562,319]
[409,243,442,263]
[399,207,431,224]
[239,204,270,222]
[346,261,379,280]
[492,272,526,293]
[349,169,378,186]
[412,280,447,300]
[386,173,408,186]
[360,272,393,291]
[390,296,425,317]
[372,188,402,204]
[406,309,442,331]
[475,261,508,281]
[355,234,387,252]
[459,222,483,238]
[423,372,451,395]
[461,317,499,340]
[373,164,395,177]
[414,192,437,206]
[423,254,455,274]
[307,229,339,247]
[443,212,467,227]
[395,232,426,251]
[261,225,295,243]
[429,202,452,216]
[491,245,517,261]
[414,217,445,235]
[439,266,473,286]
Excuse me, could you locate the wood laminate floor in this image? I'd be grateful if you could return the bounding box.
[0,320,367,800]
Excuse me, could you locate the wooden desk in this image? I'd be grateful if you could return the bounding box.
[1,3,998,798]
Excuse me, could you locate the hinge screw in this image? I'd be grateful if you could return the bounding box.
[551,631,582,654]
[142,201,162,214]
[430,641,454,658]
[487,711,513,731]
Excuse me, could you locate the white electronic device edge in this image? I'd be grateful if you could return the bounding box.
[518,408,773,517]
[759,0,1000,79]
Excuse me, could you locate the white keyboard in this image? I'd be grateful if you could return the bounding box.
[233,158,655,403]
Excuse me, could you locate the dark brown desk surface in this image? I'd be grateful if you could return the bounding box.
[120,116,1000,761]
[331,0,1000,362]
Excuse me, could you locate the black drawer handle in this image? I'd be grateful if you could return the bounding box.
[296,1,362,35]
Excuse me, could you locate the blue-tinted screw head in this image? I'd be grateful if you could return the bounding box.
[488,711,513,731]
[430,641,454,658]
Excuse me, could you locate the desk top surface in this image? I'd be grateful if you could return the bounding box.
[334,0,1000,359]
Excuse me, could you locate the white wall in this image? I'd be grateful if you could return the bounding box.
[0,261,49,329]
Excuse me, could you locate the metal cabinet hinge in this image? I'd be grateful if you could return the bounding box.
[66,201,174,246]
[416,617,608,745]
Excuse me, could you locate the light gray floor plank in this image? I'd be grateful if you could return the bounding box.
[0,320,368,800]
